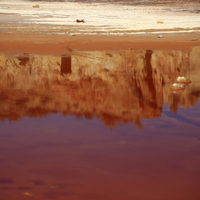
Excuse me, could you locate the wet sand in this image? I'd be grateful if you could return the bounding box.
[1,32,200,54]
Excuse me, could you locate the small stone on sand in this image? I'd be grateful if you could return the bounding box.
[33,5,39,8]
[191,38,198,41]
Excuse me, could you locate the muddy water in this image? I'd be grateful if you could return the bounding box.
[0,47,200,200]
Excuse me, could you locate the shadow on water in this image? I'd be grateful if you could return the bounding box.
[162,110,200,128]
[0,47,200,128]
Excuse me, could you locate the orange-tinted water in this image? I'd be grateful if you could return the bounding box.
[0,48,200,200]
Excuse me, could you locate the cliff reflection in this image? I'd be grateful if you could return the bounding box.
[0,47,200,128]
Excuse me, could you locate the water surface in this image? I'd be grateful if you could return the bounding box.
[0,47,200,199]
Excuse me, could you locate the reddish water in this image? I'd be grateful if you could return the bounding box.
[0,49,200,200]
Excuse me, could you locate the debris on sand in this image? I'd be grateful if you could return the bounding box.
[191,38,198,41]
[158,35,163,38]
[76,19,85,23]
[32,5,39,8]
[157,21,164,24]
[66,46,73,52]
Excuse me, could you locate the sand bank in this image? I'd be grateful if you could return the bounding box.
[1,32,200,54]
[0,0,200,53]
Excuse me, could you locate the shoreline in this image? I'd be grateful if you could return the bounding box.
[0,0,200,53]
[0,32,200,54]
[1,0,200,35]
[1,22,200,36]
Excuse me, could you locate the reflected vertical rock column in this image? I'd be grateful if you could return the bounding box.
[0,47,200,127]
[61,55,71,75]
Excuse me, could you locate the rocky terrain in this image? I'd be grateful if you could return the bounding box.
[0,46,200,127]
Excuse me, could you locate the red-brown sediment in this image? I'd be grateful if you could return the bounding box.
[0,32,200,54]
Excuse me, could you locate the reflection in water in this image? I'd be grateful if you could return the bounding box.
[0,47,200,200]
[17,53,29,66]
[61,55,71,75]
[162,110,200,128]
[0,47,200,128]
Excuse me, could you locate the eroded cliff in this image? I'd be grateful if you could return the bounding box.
[0,47,199,127]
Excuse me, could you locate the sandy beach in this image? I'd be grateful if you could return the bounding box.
[0,0,200,53]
